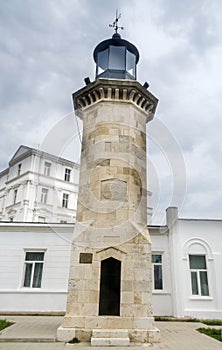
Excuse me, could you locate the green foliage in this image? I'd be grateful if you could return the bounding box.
[154,316,172,321]
[202,320,222,326]
[68,337,80,344]
[154,316,222,326]
[183,318,200,323]
[0,319,13,331]
[197,328,222,342]
[154,316,199,322]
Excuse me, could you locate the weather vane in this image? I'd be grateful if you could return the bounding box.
[109,10,124,34]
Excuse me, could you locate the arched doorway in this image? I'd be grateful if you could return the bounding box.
[99,257,121,316]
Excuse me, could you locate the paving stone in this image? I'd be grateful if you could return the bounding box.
[0,316,221,349]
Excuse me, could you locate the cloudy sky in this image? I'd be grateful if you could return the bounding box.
[0,0,221,224]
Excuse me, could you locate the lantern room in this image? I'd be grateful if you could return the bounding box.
[93,33,139,80]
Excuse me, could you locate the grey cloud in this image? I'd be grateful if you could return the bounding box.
[0,0,221,222]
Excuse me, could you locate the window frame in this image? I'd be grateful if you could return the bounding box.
[62,193,69,208]
[64,168,71,182]
[152,253,163,291]
[17,163,22,176]
[189,254,209,297]
[44,162,51,177]
[22,251,45,289]
[13,188,18,204]
[40,188,48,204]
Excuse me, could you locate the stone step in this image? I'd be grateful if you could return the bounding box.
[91,329,130,346]
[91,337,130,346]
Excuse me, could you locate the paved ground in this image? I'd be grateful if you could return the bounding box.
[0,315,221,349]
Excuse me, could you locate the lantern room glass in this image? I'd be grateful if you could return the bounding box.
[96,46,137,80]
[109,46,125,70]
[126,50,136,77]
[97,49,109,75]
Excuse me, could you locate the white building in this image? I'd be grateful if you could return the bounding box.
[0,145,80,223]
[151,207,222,319]
[0,207,221,319]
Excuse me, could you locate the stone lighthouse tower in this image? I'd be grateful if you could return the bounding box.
[58,18,159,345]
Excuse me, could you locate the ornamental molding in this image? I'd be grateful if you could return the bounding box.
[73,79,158,123]
[182,237,213,260]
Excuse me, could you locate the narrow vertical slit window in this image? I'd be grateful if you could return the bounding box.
[17,164,22,176]
[14,189,18,204]
[41,188,48,204]
[62,193,69,208]
[64,168,71,182]
[44,162,51,176]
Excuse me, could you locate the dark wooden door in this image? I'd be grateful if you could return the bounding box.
[99,257,121,316]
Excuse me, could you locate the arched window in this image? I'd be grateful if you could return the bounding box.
[183,238,213,297]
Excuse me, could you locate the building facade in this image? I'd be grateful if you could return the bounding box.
[0,207,221,319]
[0,145,80,223]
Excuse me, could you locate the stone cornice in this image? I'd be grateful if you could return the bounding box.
[73,78,158,123]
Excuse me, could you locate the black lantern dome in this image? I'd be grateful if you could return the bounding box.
[93,33,139,80]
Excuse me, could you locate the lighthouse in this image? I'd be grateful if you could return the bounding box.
[58,14,160,345]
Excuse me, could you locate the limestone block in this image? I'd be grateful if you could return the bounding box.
[122,280,133,292]
[129,328,160,344]
[122,267,134,280]
[65,291,78,304]
[147,328,161,343]
[91,337,130,346]
[132,317,154,329]
[134,269,150,281]
[87,279,99,291]
[121,291,134,304]
[81,302,98,316]
[132,327,160,343]
[132,280,149,292]
[69,266,85,279]
[77,291,91,303]
[66,302,84,315]
[57,326,76,342]
[68,278,85,291]
[62,316,85,328]
[103,235,121,243]
[130,304,151,317]
[92,329,129,338]
[134,292,142,304]
[86,316,134,330]
[85,316,109,329]
[75,329,92,342]
[88,290,99,304]
[115,209,129,222]
[141,292,152,304]
[120,304,134,317]
[84,266,93,280]
[106,317,133,329]
[129,330,149,344]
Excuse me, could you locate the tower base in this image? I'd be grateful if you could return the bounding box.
[57,316,160,345]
